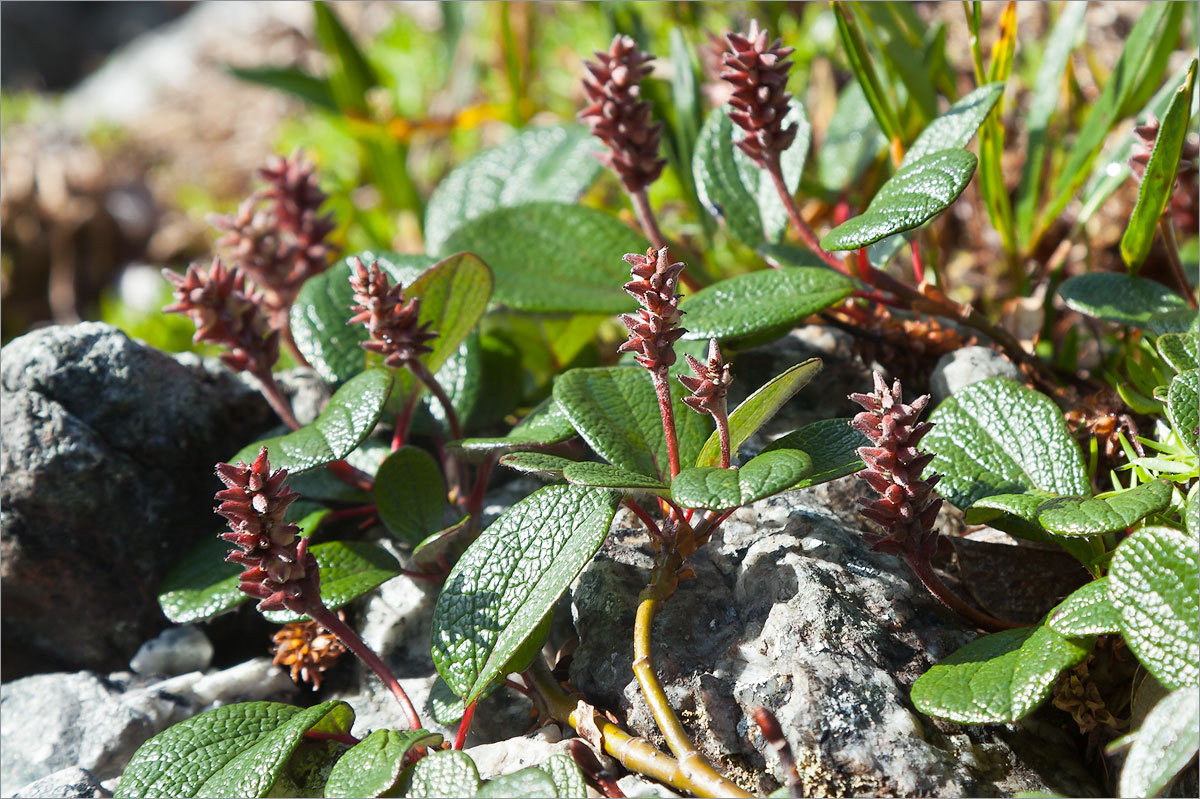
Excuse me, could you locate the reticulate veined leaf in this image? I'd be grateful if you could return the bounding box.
[498,451,576,480]
[1117,686,1200,798]
[323,729,443,799]
[695,359,823,468]
[554,367,711,481]
[1121,60,1198,273]
[761,417,869,489]
[925,378,1089,510]
[431,485,619,701]
[1109,526,1200,691]
[671,449,812,510]
[965,490,1102,566]
[1048,578,1121,637]
[563,461,668,494]
[820,149,978,250]
[374,446,446,545]
[1057,274,1192,331]
[476,768,558,798]
[410,517,473,574]
[401,750,482,798]
[1157,332,1199,375]
[423,125,604,253]
[291,252,434,383]
[263,541,402,623]
[543,754,589,799]
[430,676,503,726]
[450,396,577,459]
[1166,370,1199,454]
[910,624,1093,724]
[678,268,853,343]
[115,701,354,798]
[158,537,243,624]
[901,82,1005,167]
[230,368,393,473]
[1037,479,1175,537]
[439,202,646,314]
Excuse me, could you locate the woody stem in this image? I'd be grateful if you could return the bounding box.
[903,553,1021,633]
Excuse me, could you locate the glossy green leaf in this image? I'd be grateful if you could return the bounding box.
[476,768,558,798]
[679,268,853,343]
[902,83,1004,167]
[910,624,1092,724]
[1110,526,1200,691]
[1038,480,1174,537]
[324,729,442,799]
[1118,686,1200,798]
[231,369,393,473]
[158,537,243,624]
[1167,370,1199,454]
[431,485,619,701]
[1122,61,1198,272]
[374,446,446,545]
[498,452,575,479]
[451,397,577,459]
[818,81,887,192]
[695,359,823,468]
[563,461,668,494]
[410,517,473,574]
[226,66,337,112]
[290,252,434,383]
[1048,578,1121,637]
[429,676,501,726]
[964,491,1102,565]
[116,701,353,798]
[820,149,978,250]
[424,125,604,253]
[554,367,711,481]
[965,491,1058,525]
[264,541,402,623]
[401,750,482,798]
[405,252,494,377]
[761,417,869,489]
[1157,332,1199,375]
[439,202,645,314]
[672,449,812,510]
[926,378,1089,510]
[1057,274,1192,331]
[1187,491,1199,539]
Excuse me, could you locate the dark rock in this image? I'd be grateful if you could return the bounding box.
[11,767,110,799]
[1,323,275,677]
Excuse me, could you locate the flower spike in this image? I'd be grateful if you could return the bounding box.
[347,255,438,368]
[720,20,797,167]
[618,247,686,371]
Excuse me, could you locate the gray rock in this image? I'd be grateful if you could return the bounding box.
[11,767,110,798]
[568,480,1103,797]
[1,323,276,676]
[929,345,1023,404]
[129,626,213,676]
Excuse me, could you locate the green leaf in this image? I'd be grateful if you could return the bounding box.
[833,1,902,141]
[761,417,869,489]
[563,461,668,494]
[1117,686,1200,798]
[1157,332,1199,375]
[291,252,434,383]
[410,517,473,574]
[678,268,853,343]
[424,125,604,254]
[230,369,393,473]
[820,149,978,250]
[1109,526,1200,691]
[313,1,377,114]
[158,537,243,624]
[116,700,353,798]
[1037,480,1175,537]
[450,397,578,459]
[476,768,559,798]
[671,450,812,510]
[431,485,619,701]
[901,83,1004,167]
[226,66,337,112]
[498,452,576,479]
[401,750,482,798]
[1057,274,1191,331]
[554,367,711,482]
[964,491,1102,565]
[374,446,447,545]
[264,541,402,623]
[926,378,1089,510]
[818,81,887,192]
[429,676,502,725]
[1122,61,1199,273]
[910,624,1093,724]
[695,359,823,468]
[543,754,588,799]
[323,729,442,799]
[1167,370,1199,454]
[439,202,646,314]
[403,252,494,380]
[965,490,1058,525]
[1048,578,1122,637]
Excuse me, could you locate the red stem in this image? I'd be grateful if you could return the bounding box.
[714,409,731,470]
[392,390,421,452]
[623,498,662,537]
[632,189,701,293]
[651,368,681,478]
[325,459,374,493]
[454,700,478,749]
[306,603,424,730]
[903,554,1021,632]
[253,368,301,431]
[324,503,378,523]
[910,237,925,285]
[466,455,496,518]
[407,359,462,443]
[764,154,846,272]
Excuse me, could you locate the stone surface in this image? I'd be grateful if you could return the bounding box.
[0,323,276,677]
[929,345,1023,404]
[128,625,213,677]
[11,767,110,799]
[568,480,1103,797]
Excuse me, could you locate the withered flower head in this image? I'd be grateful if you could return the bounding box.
[215,447,318,613]
[579,34,666,193]
[1130,114,1199,232]
[720,20,797,167]
[163,257,279,376]
[347,255,438,367]
[618,247,687,371]
[680,338,732,416]
[272,616,347,691]
[849,372,942,559]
